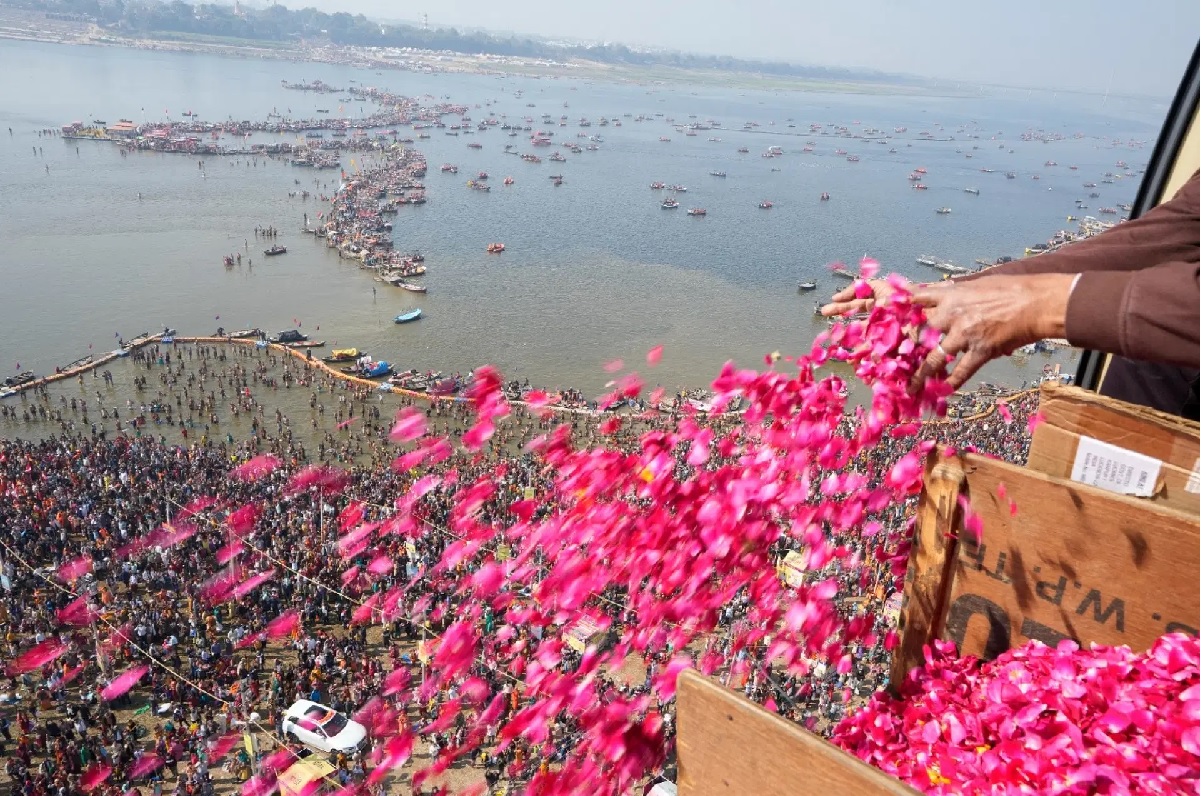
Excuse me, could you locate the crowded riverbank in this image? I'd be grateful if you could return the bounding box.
[3,328,1037,431]
[0,334,1040,795]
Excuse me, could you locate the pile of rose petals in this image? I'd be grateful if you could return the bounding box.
[832,634,1200,795]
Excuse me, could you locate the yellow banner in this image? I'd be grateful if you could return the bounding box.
[777,550,806,589]
[279,758,335,796]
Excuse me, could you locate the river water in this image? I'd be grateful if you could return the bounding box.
[0,39,1169,396]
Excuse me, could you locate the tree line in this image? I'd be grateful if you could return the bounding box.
[5,0,926,86]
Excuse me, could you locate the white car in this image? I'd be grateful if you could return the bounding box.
[281,700,367,754]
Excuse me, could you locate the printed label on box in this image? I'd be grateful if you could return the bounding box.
[1071,435,1162,498]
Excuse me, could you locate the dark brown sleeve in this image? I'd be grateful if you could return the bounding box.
[956,170,1200,281]
[1065,259,1200,367]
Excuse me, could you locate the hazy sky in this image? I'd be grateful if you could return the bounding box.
[278,0,1199,97]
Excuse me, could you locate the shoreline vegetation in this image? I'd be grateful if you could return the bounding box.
[0,1,964,94]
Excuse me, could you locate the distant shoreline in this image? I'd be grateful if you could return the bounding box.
[0,8,972,96]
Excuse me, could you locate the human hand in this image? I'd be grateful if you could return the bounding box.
[820,279,912,317]
[909,273,1076,391]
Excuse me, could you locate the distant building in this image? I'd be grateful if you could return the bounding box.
[107,121,138,138]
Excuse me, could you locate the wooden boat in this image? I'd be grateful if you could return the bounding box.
[687,208,706,216]
[344,361,393,379]
[798,281,817,291]
[400,283,427,293]
[283,340,326,349]
[394,309,423,324]
[271,330,307,344]
[264,245,287,256]
[322,348,359,362]
[3,371,37,388]
[487,243,506,253]
[831,268,858,280]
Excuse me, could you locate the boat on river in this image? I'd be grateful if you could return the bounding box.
[798,281,817,291]
[264,245,287,256]
[344,359,393,379]
[323,348,359,363]
[394,308,423,324]
[400,282,427,293]
[926,259,972,275]
[216,328,263,339]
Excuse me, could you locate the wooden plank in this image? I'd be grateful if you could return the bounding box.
[675,669,920,796]
[1036,383,1200,472]
[1028,422,1199,515]
[889,453,964,691]
[943,453,1199,660]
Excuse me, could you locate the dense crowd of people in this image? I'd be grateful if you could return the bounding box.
[0,341,1038,795]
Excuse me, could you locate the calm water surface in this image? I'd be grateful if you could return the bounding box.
[0,40,1168,395]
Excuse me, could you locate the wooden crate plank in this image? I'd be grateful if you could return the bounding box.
[889,454,964,691]
[676,669,919,796]
[1037,383,1200,472]
[946,453,1199,659]
[1028,422,1199,515]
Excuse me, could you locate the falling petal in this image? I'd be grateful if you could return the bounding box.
[101,665,150,701]
[265,610,301,639]
[80,764,112,792]
[7,639,69,675]
[997,401,1014,424]
[389,408,427,442]
[208,732,240,762]
[57,555,93,582]
[230,454,282,482]
[127,754,163,780]
[232,570,276,600]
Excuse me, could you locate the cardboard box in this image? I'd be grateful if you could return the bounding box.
[676,669,919,796]
[1027,384,1199,514]
[892,452,1200,690]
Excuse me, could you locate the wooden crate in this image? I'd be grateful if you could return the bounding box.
[1027,383,1199,515]
[891,450,1200,689]
[675,669,920,796]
